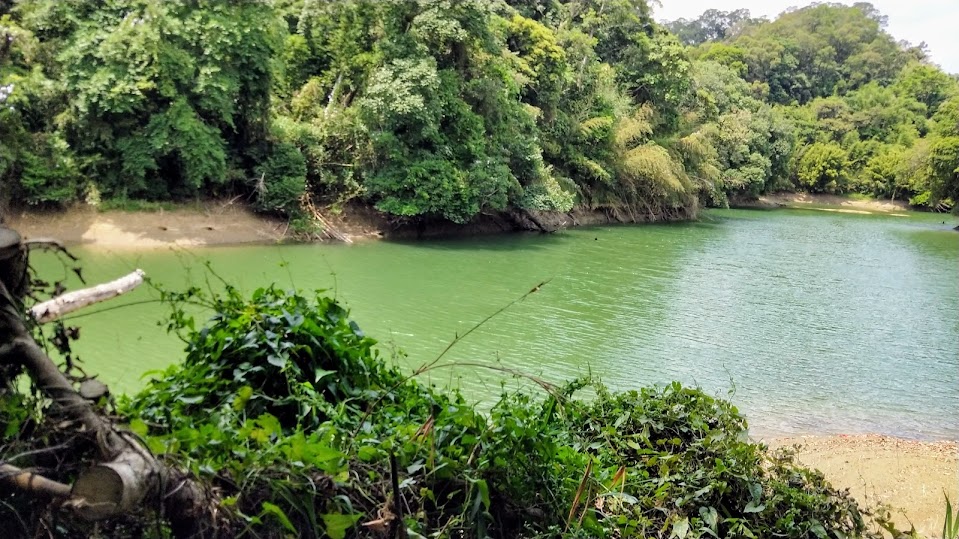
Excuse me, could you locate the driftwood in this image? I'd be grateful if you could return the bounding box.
[30,269,145,323]
[302,193,353,243]
[0,227,213,536]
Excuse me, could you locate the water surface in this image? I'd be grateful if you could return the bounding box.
[31,209,959,440]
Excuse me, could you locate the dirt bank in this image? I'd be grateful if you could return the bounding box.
[736,192,914,213]
[768,435,958,537]
[3,202,693,248]
[4,202,289,249]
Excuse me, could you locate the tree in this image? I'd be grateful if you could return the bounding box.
[17,0,281,200]
[666,8,756,46]
[927,137,959,211]
[795,142,850,193]
[722,3,908,104]
[892,63,959,116]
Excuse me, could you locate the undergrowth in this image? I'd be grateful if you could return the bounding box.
[110,284,885,538]
[0,276,898,538]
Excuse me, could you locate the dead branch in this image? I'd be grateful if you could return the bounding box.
[30,269,145,324]
[301,193,353,243]
[0,464,71,498]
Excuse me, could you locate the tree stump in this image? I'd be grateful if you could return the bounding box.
[0,227,27,301]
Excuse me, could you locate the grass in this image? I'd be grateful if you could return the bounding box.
[97,198,194,212]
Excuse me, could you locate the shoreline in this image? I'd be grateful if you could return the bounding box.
[733,192,915,214]
[2,192,933,250]
[3,202,291,249]
[765,434,957,537]
[2,201,693,249]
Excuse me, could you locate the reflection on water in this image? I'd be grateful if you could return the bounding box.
[30,209,959,440]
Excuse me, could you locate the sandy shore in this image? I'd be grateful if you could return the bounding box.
[4,193,929,249]
[4,202,291,249]
[768,435,958,537]
[747,192,914,213]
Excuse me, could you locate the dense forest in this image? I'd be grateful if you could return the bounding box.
[1,0,958,227]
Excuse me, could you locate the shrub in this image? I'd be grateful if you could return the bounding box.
[253,142,307,215]
[109,285,884,538]
[795,142,850,193]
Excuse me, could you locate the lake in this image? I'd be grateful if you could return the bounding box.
[30,208,959,440]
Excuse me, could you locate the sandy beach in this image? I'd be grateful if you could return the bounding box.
[751,192,914,213]
[769,435,958,537]
[4,202,290,249]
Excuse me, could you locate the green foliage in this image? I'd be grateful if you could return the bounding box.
[253,142,307,215]
[0,15,79,206]
[945,495,959,539]
[5,0,280,202]
[927,136,959,212]
[106,284,887,538]
[893,63,959,116]
[719,3,909,105]
[566,382,876,538]
[4,0,958,217]
[0,109,79,206]
[667,9,757,46]
[795,142,850,193]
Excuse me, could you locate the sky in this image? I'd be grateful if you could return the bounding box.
[653,0,959,74]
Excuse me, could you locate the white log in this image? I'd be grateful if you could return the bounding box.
[30,269,146,323]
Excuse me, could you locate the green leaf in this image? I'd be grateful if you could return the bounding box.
[128,418,149,437]
[671,517,690,539]
[267,354,287,368]
[357,445,379,462]
[809,520,828,539]
[744,501,765,513]
[314,368,336,383]
[322,512,362,539]
[261,502,296,533]
[474,479,491,511]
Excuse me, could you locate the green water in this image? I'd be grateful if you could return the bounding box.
[31,209,959,440]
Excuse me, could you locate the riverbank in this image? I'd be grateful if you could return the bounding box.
[4,202,291,248]
[5,192,938,250]
[3,201,693,248]
[768,435,958,537]
[735,192,915,214]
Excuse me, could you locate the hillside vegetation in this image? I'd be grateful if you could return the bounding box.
[1,0,957,225]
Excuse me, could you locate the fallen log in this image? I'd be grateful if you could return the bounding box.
[30,269,145,323]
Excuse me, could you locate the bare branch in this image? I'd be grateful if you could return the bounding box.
[30,270,145,324]
[0,464,71,498]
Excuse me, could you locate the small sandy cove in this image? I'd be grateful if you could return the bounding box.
[768,435,958,537]
[754,192,913,214]
[5,202,290,249]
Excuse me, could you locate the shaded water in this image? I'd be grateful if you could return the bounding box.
[31,209,959,440]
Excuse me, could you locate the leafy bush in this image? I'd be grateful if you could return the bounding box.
[795,142,850,193]
[110,285,885,538]
[253,142,307,215]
